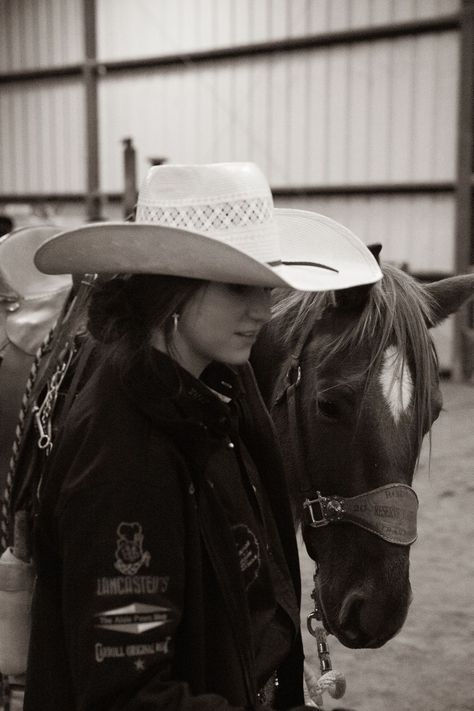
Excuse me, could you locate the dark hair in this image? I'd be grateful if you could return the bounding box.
[87,273,204,372]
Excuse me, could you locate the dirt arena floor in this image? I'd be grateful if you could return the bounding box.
[300,380,474,711]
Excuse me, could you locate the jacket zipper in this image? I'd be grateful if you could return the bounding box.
[199,511,256,706]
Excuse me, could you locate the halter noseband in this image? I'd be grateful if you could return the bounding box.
[303,484,418,545]
[270,317,418,547]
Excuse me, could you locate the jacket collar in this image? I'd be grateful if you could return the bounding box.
[120,349,243,439]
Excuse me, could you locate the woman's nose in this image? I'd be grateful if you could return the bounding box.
[248,288,272,322]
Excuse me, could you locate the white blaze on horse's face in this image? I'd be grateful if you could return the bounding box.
[379,345,413,422]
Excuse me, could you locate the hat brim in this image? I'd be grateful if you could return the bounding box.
[34,210,382,291]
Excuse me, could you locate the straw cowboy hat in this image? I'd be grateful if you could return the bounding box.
[35,162,382,291]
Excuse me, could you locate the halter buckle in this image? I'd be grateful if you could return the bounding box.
[303,493,345,528]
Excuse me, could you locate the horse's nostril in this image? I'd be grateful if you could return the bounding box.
[338,591,365,636]
[337,586,410,648]
[342,627,359,642]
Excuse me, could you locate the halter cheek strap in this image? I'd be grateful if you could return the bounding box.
[269,322,419,547]
[303,483,418,546]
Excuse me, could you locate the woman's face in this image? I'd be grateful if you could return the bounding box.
[171,282,272,377]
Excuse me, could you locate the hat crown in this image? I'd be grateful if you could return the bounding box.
[138,162,271,205]
[136,163,279,263]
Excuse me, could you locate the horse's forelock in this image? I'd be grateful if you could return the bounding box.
[269,265,439,457]
[366,266,438,457]
[270,288,334,347]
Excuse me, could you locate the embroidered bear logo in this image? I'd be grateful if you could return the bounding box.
[114,522,151,576]
[231,524,261,590]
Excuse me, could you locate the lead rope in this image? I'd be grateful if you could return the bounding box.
[270,337,347,708]
[0,277,94,552]
[0,328,55,551]
[268,318,348,707]
[304,571,346,708]
[280,377,347,707]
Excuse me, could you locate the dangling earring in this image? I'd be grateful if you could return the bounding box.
[172,312,180,333]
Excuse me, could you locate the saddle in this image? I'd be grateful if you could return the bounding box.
[0,226,72,496]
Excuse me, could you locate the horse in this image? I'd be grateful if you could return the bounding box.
[0,231,472,656]
[251,249,474,651]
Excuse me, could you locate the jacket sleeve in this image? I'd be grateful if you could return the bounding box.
[55,451,250,711]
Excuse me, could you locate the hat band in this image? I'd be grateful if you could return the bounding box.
[268,260,339,273]
[136,195,273,233]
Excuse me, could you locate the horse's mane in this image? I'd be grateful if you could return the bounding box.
[269,263,439,455]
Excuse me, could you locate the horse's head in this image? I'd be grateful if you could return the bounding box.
[252,253,474,649]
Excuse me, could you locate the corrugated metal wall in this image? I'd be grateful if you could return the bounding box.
[0,0,462,258]
[0,0,83,70]
[0,0,85,193]
[0,0,461,260]
[0,0,461,191]
[95,2,459,275]
[98,34,459,189]
[97,0,460,57]
[276,193,454,269]
[0,1,460,259]
[0,79,86,193]
[0,0,462,366]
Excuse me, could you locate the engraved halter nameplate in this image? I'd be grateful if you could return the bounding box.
[303,483,418,546]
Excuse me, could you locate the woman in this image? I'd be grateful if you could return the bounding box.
[24,162,381,710]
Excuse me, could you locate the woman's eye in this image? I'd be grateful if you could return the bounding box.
[317,397,340,420]
[226,284,272,297]
[227,283,248,294]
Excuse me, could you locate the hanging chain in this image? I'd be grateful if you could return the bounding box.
[304,570,347,708]
[32,345,75,455]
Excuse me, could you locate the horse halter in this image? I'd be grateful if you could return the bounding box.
[269,314,419,707]
[270,316,419,547]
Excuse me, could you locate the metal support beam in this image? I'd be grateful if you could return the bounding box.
[454,0,474,380]
[83,0,101,222]
[272,182,454,198]
[0,194,88,203]
[0,15,460,85]
[0,181,456,206]
[122,138,137,219]
[98,15,461,76]
[0,65,82,84]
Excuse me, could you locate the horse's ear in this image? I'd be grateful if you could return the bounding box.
[367,243,382,264]
[334,243,381,310]
[424,274,474,327]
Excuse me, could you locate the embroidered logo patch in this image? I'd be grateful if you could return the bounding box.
[96,575,169,597]
[232,524,261,589]
[95,602,172,634]
[114,522,151,576]
[94,637,171,664]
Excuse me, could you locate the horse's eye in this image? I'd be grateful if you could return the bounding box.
[317,397,340,420]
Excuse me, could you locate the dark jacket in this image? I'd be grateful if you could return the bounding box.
[24,350,305,710]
